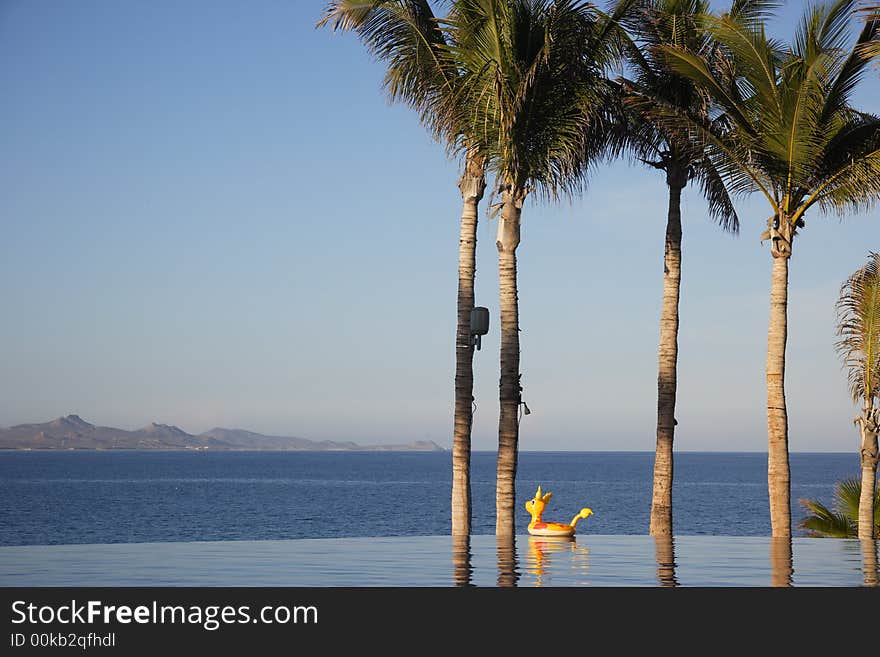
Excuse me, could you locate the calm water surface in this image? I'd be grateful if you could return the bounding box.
[1,535,877,587]
[0,450,861,546]
[1,451,875,587]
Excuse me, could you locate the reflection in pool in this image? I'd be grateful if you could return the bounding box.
[655,535,677,587]
[484,534,877,588]
[863,539,879,586]
[464,536,880,587]
[0,535,877,587]
[519,536,591,587]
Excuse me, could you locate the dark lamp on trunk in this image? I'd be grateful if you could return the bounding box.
[469,306,490,350]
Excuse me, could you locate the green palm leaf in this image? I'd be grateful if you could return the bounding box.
[318,1,462,146]
[798,476,880,537]
[798,497,857,537]
[820,6,879,123]
[727,0,782,27]
[659,40,760,136]
[855,4,880,64]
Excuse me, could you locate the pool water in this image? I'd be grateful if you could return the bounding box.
[1,534,877,587]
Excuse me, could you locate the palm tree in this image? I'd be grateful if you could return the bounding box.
[317,1,485,536]
[798,476,880,537]
[835,252,880,539]
[617,0,746,537]
[446,0,630,535]
[659,0,880,537]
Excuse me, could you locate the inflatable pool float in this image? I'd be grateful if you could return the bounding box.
[525,485,593,537]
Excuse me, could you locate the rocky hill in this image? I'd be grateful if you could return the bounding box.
[0,415,446,452]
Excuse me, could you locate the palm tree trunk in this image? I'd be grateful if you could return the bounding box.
[495,185,525,536]
[650,178,684,536]
[452,153,485,537]
[767,246,792,538]
[858,400,878,540]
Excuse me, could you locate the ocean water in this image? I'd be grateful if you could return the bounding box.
[0,450,861,547]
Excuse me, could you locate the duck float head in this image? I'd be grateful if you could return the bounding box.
[525,485,593,537]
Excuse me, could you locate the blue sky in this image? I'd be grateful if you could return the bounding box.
[2,0,879,451]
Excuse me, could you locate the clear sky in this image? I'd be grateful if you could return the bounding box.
[2,1,879,451]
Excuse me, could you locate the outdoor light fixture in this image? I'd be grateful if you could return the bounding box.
[469,306,489,350]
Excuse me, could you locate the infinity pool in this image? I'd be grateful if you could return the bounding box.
[1,534,877,587]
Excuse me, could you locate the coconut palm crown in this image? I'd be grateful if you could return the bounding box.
[658,0,880,252]
[445,0,629,198]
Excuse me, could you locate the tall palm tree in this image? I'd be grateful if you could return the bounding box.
[317,1,485,536]
[798,476,880,537]
[835,251,880,539]
[659,0,880,537]
[617,0,746,537]
[446,0,630,535]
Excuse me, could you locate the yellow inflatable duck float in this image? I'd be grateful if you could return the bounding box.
[525,485,593,537]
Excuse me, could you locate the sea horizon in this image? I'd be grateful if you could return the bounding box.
[0,450,863,547]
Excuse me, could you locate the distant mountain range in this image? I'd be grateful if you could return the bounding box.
[0,415,446,452]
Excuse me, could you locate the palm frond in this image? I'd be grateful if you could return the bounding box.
[774,50,834,208]
[799,111,880,217]
[704,12,784,122]
[819,3,879,124]
[633,85,777,205]
[798,497,856,537]
[726,0,781,27]
[836,251,880,404]
[835,476,864,520]
[318,1,461,146]
[847,3,879,72]
[659,43,759,137]
[693,154,740,231]
[865,36,880,57]
[791,0,853,64]
[798,476,880,537]
[807,147,880,217]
